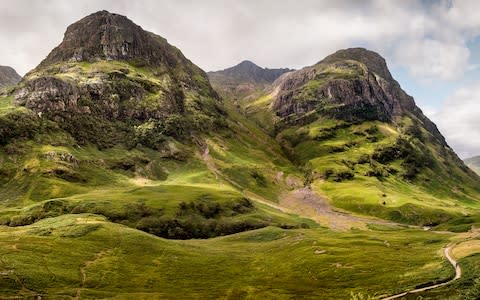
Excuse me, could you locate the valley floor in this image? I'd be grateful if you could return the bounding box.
[1,212,478,299]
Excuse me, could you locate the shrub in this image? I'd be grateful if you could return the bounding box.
[250,169,267,187]
[0,111,44,145]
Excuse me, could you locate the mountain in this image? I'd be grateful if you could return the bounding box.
[0,11,480,299]
[0,65,21,89]
[234,47,480,224]
[4,10,299,234]
[465,156,480,175]
[208,60,293,100]
[14,10,226,149]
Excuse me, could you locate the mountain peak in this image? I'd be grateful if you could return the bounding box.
[227,60,264,74]
[38,10,177,68]
[209,61,293,84]
[236,60,260,68]
[319,47,393,82]
[0,66,21,88]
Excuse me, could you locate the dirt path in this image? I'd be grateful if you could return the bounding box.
[201,146,219,180]
[380,246,461,300]
[279,187,398,231]
[198,142,407,231]
[74,249,112,299]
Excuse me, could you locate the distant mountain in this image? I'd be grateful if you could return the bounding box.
[0,66,21,89]
[208,60,293,100]
[209,60,292,83]
[465,156,480,175]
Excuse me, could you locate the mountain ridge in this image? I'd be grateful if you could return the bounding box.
[14,10,223,148]
[209,60,293,83]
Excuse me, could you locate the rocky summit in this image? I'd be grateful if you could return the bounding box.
[209,60,293,84]
[39,10,188,67]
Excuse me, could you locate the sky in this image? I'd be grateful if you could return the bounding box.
[0,0,479,158]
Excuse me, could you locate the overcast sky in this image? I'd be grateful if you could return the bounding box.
[1,0,479,158]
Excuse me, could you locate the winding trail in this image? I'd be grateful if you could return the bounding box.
[380,246,461,300]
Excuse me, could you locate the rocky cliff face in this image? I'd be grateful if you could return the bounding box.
[271,48,445,145]
[0,66,21,88]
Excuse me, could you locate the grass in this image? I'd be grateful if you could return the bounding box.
[0,214,455,299]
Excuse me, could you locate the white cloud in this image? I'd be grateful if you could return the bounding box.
[0,0,478,84]
[432,82,480,158]
[393,39,470,80]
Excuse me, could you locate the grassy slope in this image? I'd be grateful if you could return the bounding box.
[0,92,463,299]
[0,89,308,237]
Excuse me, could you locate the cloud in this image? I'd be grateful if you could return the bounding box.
[393,39,470,80]
[0,0,476,81]
[432,82,480,158]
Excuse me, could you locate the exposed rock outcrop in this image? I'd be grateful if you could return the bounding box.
[39,10,190,69]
